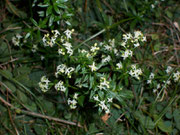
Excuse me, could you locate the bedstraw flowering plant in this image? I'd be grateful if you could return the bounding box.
[23,28,179,114]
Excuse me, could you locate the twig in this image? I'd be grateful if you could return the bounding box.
[0,96,83,128]
[0,81,31,111]
[101,0,115,14]
[164,16,180,65]
[0,120,16,135]
[153,48,169,55]
[0,27,21,35]
[6,91,20,135]
[0,58,19,67]
[2,37,15,68]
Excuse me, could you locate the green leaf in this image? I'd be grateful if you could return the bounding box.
[38,3,49,7]
[4,81,16,93]
[119,90,133,99]
[157,120,172,133]
[17,90,28,103]
[31,18,38,27]
[151,34,159,40]
[49,15,55,27]
[54,5,61,14]
[46,6,53,16]
[134,111,155,129]
[154,114,172,132]
[88,123,99,134]
[6,1,27,18]
[173,109,180,130]
[0,69,13,79]
[78,95,85,107]
[165,10,173,19]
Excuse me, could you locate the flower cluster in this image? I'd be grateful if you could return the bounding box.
[90,43,100,56]
[173,71,180,82]
[89,62,97,72]
[121,31,146,60]
[60,42,73,56]
[54,80,66,92]
[102,39,118,56]
[98,77,110,90]
[129,65,142,80]
[67,93,78,109]
[31,44,38,53]
[116,62,123,70]
[55,64,74,78]
[93,95,112,114]
[58,29,74,56]
[42,30,60,47]
[153,83,161,93]
[101,55,111,64]
[39,76,50,92]
[121,49,133,60]
[166,66,173,74]
[147,73,155,84]
[42,29,74,56]
[12,34,23,46]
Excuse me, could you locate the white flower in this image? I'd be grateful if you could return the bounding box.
[116,62,123,69]
[16,34,22,39]
[31,44,38,53]
[166,66,173,74]
[89,62,97,72]
[104,45,112,51]
[129,65,142,80]
[93,95,99,101]
[123,33,132,42]
[109,39,115,47]
[55,80,66,92]
[147,80,152,84]
[41,76,50,84]
[63,42,73,56]
[151,4,155,9]
[81,49,88,54]
[107,98,113,103]
[173,71,180,82]
[73,93,79,99]
[56,64,67,74]
[149,73,155,79]
[64,29,74,39]
[39,76,50,92]
[65,67,75,78]
[90,43,100,55]
[134,42,140,47]
[102,55,111,63]
[114,48,118,56]
[41,55,45,60]
[99,100,107,110]
[105,108,110,114]
[98,77,110,90]
[56,64,74,78]
[52,30,60,38]
[68,98,77,109]
[121,49,133,60]
[134,31,142,39]
[153,89,157,93]
[142,36,146,42]
[58,48,65,55]
[121,42,126,47]
[157,84,161,89]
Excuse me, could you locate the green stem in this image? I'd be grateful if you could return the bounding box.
[74,17,135,50]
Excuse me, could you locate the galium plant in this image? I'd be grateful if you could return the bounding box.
[36,28,179,114]
[12,28,179,114]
